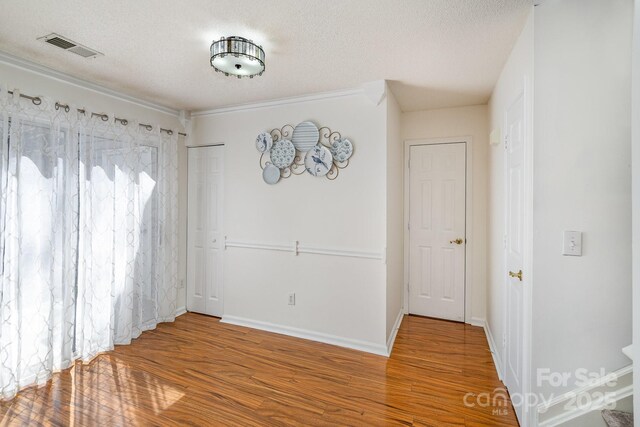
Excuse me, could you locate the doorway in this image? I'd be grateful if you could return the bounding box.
[187,145,224,317]
[406,142,467,322]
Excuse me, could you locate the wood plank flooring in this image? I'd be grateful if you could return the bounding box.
[0,314,519,426]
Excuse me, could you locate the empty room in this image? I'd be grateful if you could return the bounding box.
[0,0,638,426]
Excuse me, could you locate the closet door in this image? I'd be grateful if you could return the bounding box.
[187,145,224,317]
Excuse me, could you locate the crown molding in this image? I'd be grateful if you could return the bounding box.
[191,87,365,117]
[362,80,387,106]
[0,50,181,117]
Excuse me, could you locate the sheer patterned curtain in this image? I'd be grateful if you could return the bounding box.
[0,87,179,399]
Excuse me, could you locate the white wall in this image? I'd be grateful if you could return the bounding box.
[191,92,390,350]
[487,9,534,380]
[560,395,633,427]
[533,0,633,398]
[631,0,640,418]
[386,86,404,341]
[0,61,180,127]
[402,105,489,323]
[0,56,189,311]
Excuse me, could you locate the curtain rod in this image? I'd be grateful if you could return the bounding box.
[6,90,188,137]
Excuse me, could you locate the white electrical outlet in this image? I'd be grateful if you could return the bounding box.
[179,279,185,289]
[288,293,295,306]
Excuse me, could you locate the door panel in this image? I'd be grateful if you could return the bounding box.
[418,246,432,297]
[187,146,224,317]
[409,143,466,321]
[504,93,525,423]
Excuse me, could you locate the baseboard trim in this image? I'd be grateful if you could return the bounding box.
[386,310,405,355]
[482,320,504,381]
[537,364,633,427]
[468,317,485,328]
[221,315,389,356]
[175,307,187,317]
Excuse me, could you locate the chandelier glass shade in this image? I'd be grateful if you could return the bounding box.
[210,36,265,78]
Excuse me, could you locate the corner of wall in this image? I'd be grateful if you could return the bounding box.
[385,84,404,343]
[632,0,640,417]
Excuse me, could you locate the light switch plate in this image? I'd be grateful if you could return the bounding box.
[562,231,582,256]
[490,128,502,146]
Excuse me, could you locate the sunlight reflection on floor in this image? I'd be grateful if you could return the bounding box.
[2,354,185,426]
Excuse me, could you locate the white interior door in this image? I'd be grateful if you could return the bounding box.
[408,143,466,321]
[504,93,525,422]
[187,145,224,317]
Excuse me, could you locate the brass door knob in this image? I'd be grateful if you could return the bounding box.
[449,238,464,245]
[508,270,523,281]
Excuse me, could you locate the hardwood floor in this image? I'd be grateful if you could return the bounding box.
[0,313,519,426]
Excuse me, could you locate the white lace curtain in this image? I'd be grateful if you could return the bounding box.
[0,87,179,399]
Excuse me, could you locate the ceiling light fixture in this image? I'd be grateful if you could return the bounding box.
[210,36,265,79]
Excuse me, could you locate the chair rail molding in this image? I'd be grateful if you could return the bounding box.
[224,237,384,261]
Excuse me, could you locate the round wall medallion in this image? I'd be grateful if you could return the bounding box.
[256,132,273,153]
[330,138,353,162]
[270,139,296,169]
[305,145,333,177]
[262,163,280,185]
[292,121,319,152]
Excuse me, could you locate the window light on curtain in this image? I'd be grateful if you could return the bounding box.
[0,87,180,399]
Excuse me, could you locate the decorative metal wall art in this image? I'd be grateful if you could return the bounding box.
[256,121,353,185]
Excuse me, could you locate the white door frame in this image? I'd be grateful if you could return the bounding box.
[522,76,534,427]
[186,144,225,316]
[501,78,533,426]
[403,136,474,323]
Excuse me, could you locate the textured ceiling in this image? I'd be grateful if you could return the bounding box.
[0,0,531,112]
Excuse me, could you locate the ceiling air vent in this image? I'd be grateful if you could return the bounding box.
[37,33,103,59]
[68,45,100,58]
[44,36,76,49]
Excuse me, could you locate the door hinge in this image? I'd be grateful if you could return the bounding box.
[408,222,410,231]
[504,135,509,150]
[408,157,411,168]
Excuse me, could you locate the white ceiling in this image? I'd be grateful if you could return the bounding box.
[0,0,531,112]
